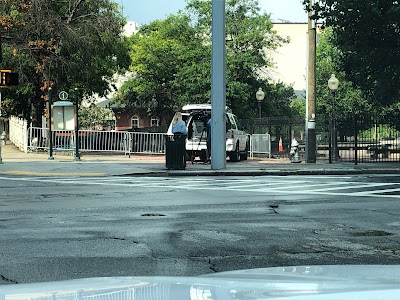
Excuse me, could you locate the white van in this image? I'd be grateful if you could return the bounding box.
[167,104,249,162]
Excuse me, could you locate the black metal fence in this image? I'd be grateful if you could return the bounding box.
[239,113,400,164]
[332,114,400,163]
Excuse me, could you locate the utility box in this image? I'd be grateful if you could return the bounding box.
[52,101,76,130]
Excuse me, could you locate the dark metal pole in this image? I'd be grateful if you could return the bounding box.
[354,114,358,165]
[329,116,332,164]
[48,88,54,160]
[258,101,262,119]
[0,32,3,64]
[332,91,338,161]
[74,88,80,160]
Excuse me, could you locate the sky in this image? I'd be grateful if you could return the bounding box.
[118,0,307,26]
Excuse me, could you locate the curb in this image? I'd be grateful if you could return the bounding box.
[118,168,400,177]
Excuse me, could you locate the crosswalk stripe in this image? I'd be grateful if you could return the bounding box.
[309,182,392,192]
[2,175,400,198]
[352,186,400,196]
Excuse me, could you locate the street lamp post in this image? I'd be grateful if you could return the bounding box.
[74,88,80,161]
[328,74,339,163]
[48,88,54,160]
[256,87,265,119]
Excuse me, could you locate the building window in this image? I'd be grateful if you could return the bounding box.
[150,117,159,127]
[131,115,139,128]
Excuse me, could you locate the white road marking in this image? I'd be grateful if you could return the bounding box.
[2,176,400,198]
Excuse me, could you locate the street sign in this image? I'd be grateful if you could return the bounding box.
[59,91,68,101]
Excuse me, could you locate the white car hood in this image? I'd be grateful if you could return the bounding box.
[1,265,400,300]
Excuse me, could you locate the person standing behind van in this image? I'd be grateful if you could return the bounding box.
[171,112,187,135]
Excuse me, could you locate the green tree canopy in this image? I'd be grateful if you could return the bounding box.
[305,0,400,106]
[117,14,203,124]
[118,0,295,121]
[0,0,130,124]
[79,105,115,130]
[316,27,371,117]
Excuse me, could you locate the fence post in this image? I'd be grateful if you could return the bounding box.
[354,114,358,165]
[23,119,28,153]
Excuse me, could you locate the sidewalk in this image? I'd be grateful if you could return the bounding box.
[1,142,400,177]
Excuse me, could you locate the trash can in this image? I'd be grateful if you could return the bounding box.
[165,134,187,170]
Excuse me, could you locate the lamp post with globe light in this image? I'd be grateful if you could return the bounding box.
[256,87,265,119]
[328,74,339,162]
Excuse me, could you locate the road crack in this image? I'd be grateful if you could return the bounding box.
[108,237,139,243]
[269,204,279,214]
[1,274,18,284]
[208,258,217,273]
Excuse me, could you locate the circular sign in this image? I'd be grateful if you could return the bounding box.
[59,91,69,100]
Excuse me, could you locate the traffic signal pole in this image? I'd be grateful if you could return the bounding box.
[0,32,3,64]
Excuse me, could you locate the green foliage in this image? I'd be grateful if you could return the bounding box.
[0,0,130,124]
[290,97,306,118]
[118,0,295,121]
[359,124,399,141]
[117,14,201,123]
[305,0,400,105]
[79,105,115,130]
[316,27,371,118]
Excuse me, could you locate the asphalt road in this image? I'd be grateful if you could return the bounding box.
[1,174,400,285]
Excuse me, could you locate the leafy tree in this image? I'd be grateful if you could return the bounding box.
[118,0,295,122]
[315,27,372,138]
[0,0,130,124]
[316,27,370,117]
[79,105,115,130]
[117,14,203,124]
[304,0,400,106]
[186,0,295,118]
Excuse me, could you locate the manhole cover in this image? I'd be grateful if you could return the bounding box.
[141,213,166,217]
[351,230,393,237]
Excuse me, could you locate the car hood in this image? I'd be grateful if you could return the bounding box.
[1,265,400,300]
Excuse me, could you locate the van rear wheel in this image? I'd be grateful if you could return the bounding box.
[229,144,240,162]
[240,142,249,160]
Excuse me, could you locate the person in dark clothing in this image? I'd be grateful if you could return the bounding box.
[205,117,211,164]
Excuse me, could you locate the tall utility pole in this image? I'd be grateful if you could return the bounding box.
[306,0,317,163]
[211,0,226,170]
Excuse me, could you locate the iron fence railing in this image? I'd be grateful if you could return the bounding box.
[335,114,400,163]
[12,112,400,163]
[28,127,166,155]
[240,114,400,163]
